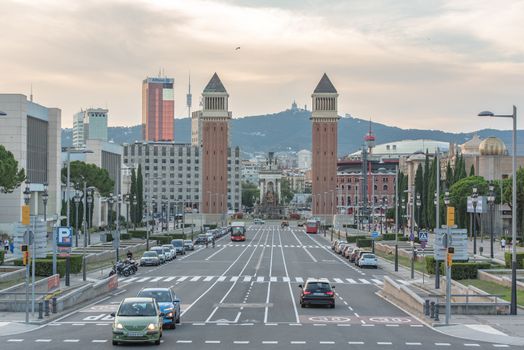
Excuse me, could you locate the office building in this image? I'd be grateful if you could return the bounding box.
[72,108,108,148]
[142,77,175,142]
[0,94,61,231]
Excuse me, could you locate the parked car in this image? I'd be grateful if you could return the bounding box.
[140,251,160,266]
[298,279,335,308]
[254,218,265,224]
[331,240,344,251]
[137,288,181,329]
[194,234,208,245]
[358,253,378,268]
[342,245,353,259]
[354,250,371,265]
[171,239,186,255]
[111,297,163,345]
[150,247,166,264]
[183,240,194,251]
[335,243,347,254]
[297,221,305,227]
[349,248,361,263]
[162,245,176,260]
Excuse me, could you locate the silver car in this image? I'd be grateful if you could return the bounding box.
[150,247,166,264]
[162,245,176,260]
[183,240,194,251]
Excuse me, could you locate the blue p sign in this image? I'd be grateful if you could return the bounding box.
[57,227,72,247]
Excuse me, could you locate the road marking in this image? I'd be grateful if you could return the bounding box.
[265,323,278,326]
[278,229,300,324]
[320,341,335,344]
[386,324,399,327]
[124,277,138,282]
[243,276,252,282]
[262,341,278,344]
[35,339,52,342]
[178,276,189,282]
[205,340,221,344]
[295,277,303,283]
[371,279,383,285]
[204,276,214,282]
[283,277,290,282]
[264,230,275,324]
[354,312,360,317]
[406,342,422,346]
[359,278,371,284]
[410,324,423,327]
[92,340,107,343]
[192,323,205,325]
[362,324,375,327]
[257,276,265,282]
[137,277,150,282]
[348,341,365,344]
[346,278,357,284]
[435,343,451,346]
[190,276,201,282]
[291,341,306,344]
[217,276,226,282]
[63,339,79,343]
[377,342,393,345]
[230,276,239,282]
[270,276,277,282]
[333,278,344,283]
[176,340,193,343]
[234,341,250,344]
[150,277,163,282]
[464,344,480,347]
[164,276,177,282]
[492,345,509,348]
[7,339,23,342]
[72,323,85,326]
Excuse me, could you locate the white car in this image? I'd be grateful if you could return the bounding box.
[150,247,166,263]
[162,245,176,260]
[358,253,378,269]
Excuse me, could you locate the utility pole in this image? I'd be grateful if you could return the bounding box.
[394,165,399,272]
[435,148,440,289]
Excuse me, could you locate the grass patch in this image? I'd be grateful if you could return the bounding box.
[375,250,427,273]
[461,279,524,308]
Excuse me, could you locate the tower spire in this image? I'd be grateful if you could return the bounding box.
[30,83,33,102]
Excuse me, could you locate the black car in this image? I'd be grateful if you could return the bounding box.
[298,279,335,308]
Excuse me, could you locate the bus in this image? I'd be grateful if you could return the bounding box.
[231,221,246,241]
[305,219,319,234]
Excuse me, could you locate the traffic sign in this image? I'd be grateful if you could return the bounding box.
[419,231,428,242]
[57,227,73,247]
[21,205,30,225]
[434,228,468,261]
[371,231,379,239]
[446,207,455,226]
[409,232,415,241]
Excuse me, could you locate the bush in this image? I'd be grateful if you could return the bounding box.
[13,254,83,277]
[170,234,186,240]
[0,250,4,265]
[381,233,397,241]
[356,238,372,248]
[120,233,130,240]
[424,256,489,279]
[347,235,368,243]
[504,252,524,269]
[129,230,147,239]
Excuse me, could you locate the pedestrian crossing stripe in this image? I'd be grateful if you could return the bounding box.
[217,244,331,249]
[120,275,388,285]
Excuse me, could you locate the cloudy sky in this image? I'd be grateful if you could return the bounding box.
[1,0,522,131]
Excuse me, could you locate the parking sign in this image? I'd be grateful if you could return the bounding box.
[57,227,73,247]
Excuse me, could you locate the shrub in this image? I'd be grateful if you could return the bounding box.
[356,238,372,248]
[150,235,172,245]
[120,233,131,240]
[381,233,397,241]
[398,236,409,241]
[129,231,147,239]
[0,250,4,265]
[170,234,186,240]
[13,255,83,276]
[504,252,524,269]
[424,256,489,279]
[347,235,368,243]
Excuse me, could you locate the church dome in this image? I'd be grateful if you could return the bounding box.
[461,134,482,155]
[479,137,507,156]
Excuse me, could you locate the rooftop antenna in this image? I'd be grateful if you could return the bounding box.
[158,68,162,77]
[30,83,33,102]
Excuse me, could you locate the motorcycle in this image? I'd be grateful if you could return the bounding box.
[108,261,134,277]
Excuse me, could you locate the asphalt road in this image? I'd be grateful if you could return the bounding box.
[0,225,516,349]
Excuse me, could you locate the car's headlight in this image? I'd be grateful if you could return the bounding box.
[115,323,123,329]
[147,323,157,330]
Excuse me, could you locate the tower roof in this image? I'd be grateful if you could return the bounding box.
[203,73,227,93]
[314,73,337,93]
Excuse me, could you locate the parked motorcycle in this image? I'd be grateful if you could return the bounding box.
[108,261,134,277]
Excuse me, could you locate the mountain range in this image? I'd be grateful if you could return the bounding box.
[61,108,524,156]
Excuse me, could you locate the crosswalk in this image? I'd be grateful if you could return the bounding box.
[217,244,331,249]
[120,275,389,285]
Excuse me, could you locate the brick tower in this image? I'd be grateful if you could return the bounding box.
[200,73,231,218]
[311,73,339,223]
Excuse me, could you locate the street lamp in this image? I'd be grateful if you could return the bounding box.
[401,197,406,237]
[74,190,82,247]
[472,187,478,256]
[132,195,137,230]
[124,194,131,232]
[86,187,94,245]
[42,183,49,227]
[444,191,452,324]
[23,181,31,205]
[108,193,114,237]
[22,181,31,324]
[434,191,440,289]
[488,185,496,259]
[479,106,518,315]
[416,193,421,235]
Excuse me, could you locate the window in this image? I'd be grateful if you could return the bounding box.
[383,185,388,191]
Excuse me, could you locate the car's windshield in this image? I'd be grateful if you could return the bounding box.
[137,290,171,303]
[143,252,157,257]
[305,282,331,292]
[231,227,244,236]
[151,248,163,254]
[172,240,183,247]
[162,245,172,250]
[118,301,157,316]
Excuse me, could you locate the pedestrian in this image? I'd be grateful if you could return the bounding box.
[9,241,14,254]
[212,237,215,248]
[3,238,9,253]
[501,238,506,251]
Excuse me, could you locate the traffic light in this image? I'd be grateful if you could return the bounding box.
[447,252,453,267]
[21,244,29,265]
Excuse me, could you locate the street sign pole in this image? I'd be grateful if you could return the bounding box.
[445,206,455,325]
[31,219,36,317]
[52,224,57,275]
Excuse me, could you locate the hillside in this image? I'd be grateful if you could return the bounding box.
[61,109,524,156]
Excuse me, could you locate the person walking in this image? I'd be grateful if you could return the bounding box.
[3,238,9,253]
[501,238,506,252]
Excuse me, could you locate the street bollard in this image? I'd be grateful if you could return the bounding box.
[38,302,43,319]
[434,303,440,321]
[424,299,430,316]
[44,299,50,316]
[430,301,435,319]
[52,297,57,314]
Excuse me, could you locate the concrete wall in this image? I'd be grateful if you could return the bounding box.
[0,274,60,311]
[55,275,118,312]
[478,270,524,291]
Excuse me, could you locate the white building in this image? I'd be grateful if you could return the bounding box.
[297,149,312,169]
[73,108,108,148]
[241,160,261,184]
[0,94,61,231]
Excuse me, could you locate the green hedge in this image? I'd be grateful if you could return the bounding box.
[13,254,83,277]
[129,230,147,239]
[424,256,490,280]
[347,235,368,243]
[356,238,372,248]
[504,252,524,269]
[120,233,131,240]
[381,233,397,241]
[0,250,4,265]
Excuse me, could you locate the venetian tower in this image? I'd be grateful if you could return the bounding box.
[200,73,231,217]
[311,73,339,223]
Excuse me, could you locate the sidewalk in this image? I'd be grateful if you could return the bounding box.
[321,230,524,346]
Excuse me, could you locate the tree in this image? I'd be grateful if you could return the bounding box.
[501,167,524,240]
[414,164,423,229]
[280,178,295,204]
[130,168,137,224]
[469,164,475,177]
[449,176,488,229]
[136,165,144,223]
[241,182,259,208]
[0,145,25,193]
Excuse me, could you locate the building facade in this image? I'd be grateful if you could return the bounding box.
[142,77,175,142]
[123,141,241,214]
[297,149,312,169]
[311,74,339,221]
[72,108,108,148]
[0,94,61,231]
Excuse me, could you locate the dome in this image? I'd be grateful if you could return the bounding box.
[461,134,482,155]
[479,137,507,156]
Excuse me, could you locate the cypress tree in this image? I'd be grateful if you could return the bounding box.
[469,164,475,177]
[130,168,137,224]
[137,165,144,223]
[414,164,424,230]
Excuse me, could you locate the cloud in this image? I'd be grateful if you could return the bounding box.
[0,0,522,133]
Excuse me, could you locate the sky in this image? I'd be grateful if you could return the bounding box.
[0,0,523,131]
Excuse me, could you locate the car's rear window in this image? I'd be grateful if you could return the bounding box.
[305,282,331,292]
[138,290,171,303]
[362,254,375,259]
[172,240,183,247]
[143,252,157,257]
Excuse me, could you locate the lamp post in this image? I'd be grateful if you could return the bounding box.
[82,182,87,282]
[444,191,452,325]
[65,147,93,230]
[394,165,399,272]
[472,187,478,256]
[23,181,31,324]
[488,185,495,259]
[401,198,406,238]
[132,195,137,230]
[74,190,82,247]
[108,194,115,261]
[479,106,517,314]
[416,193,421,235]
[86,187,94,245]
[434,191,440,289]
[125,194,131,233]
[42,183,54,275]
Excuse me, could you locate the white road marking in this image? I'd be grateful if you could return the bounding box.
[348,341,365,344]
[176,340,193,343]
[72,323,85,326]
[257,276,265,282]
[265,323,278,326]
[234,341,250,344]
[372,279,383,285]
[405,342,422,346]
[270,276,277,282]
[359,278,371,284]
[205,340,221,344]
[243,275,252,282]
[333,278,343,283]
[230,276,239,282]
[435,343,451,346]
[150,277,163,282]
[346,278,357,284]
[137,277,150,282]
[410,324,423,327]
[264,230,275,324]
[492,345,509,348]
[7,339,24,342]
[190,276,201,282]
[92,340,107,343]
[204,276,214,282]
[283,277,290,282]
[320,341,335,344]
[262,341,278,344]
[63,339,79,343]
[464,344,480,347]
[278,229,300,324]
[217,276,226,282]
[164,276,176,282]
[295,277,303,283]
[386,324,399,327]
[124,277,138,282]
[177,276,189,282]
[291,341,306,344]
[377,342,393,345]
[35,339,52,342]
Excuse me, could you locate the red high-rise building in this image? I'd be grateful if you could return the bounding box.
[199,73,231,214]
[142,77,175,141]
[311,73,339,222]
